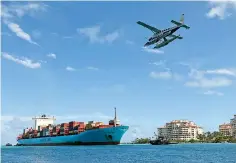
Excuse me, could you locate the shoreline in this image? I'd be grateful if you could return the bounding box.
[121,142,236,145]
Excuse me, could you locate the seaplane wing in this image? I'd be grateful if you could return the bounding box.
[137,21,161,33]
[168,34,183,39]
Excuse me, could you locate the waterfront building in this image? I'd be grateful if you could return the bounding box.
[157,120,203,141]
[219,123,232,136]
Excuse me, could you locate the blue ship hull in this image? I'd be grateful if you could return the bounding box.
[17,126,129,146]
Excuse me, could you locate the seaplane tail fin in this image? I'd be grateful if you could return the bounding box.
[171,14,190,29]
[180,14,184,24]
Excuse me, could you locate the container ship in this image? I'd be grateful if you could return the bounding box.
[16,108,129,146]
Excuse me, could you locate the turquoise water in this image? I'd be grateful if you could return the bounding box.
[1,144,236,163]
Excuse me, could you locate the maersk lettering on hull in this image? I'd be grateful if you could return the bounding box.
[17,126,128,146]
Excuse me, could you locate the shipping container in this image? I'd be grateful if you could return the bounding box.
[88,121,94,124]
[73,126,79,130]
[79,124,85,128]
[69,130,74,134]
[99,125,114,129]
[69,126,74,131]
[61,123,69,127]
[95,122,104,127]
[69,121,79,126]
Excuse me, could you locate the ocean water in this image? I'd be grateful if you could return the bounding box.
[1,144,236,163]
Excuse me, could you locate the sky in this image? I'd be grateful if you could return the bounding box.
[1,1,236,145]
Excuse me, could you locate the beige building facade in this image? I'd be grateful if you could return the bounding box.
[157,120,203,141]
[219,123,232,136]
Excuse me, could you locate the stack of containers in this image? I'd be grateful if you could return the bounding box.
[64,126,69,135]
[99,125,114,129]
[69,121,79,134]
[85,123,92,130]
[40,130,44,137]
[78,122,85,133]
[42,128,47,136]
[56,125,60,135]
[25,131,29,139]
[38,125,47,132]
[91,122,96,128]
[95,122,104,127]
[99,125,106,129]
[52,125,61,136]
[73,125,79,134]
[17,134,23,140]
[88,121,94,124]
[60,123,69,135]
[23,128,29,135]
[33,130,38,138]
[52,126,57,136]
[45,128,50,136]
[47,124,54,136]
[28,128,33,138]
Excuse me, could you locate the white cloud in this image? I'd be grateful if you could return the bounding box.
[87,66,99,71]
[47,53,56,59]
[149,71,182,81]
[7,23,39,46]
[77,25,120,44]
[66,66,76,71]
[185,77,232,88]
[205,68,236,77]
[206,1,236,20]
[1,3,48,20]
[104,31,120,43]
[2,52,41,69]
[203,90,224,96]
[150,71,172,79]
[1,2,47,45]
[185,68,233,88]
[142,47,164,54]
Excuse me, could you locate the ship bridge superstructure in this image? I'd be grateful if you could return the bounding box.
[32,114,56,130]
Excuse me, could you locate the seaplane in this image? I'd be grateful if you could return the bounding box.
[137,14,190,49]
